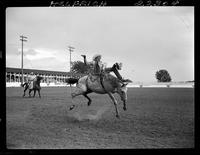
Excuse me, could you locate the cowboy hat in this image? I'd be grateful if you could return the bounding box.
[92,54,102,61]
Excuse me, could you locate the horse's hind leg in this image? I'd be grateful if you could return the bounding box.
[38,90,41,98]
[70,88,86,110]
[71,88,85,98]
[72,89,91,105]
[83,93,92,106]
[108,93,120,118]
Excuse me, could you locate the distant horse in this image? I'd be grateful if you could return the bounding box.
[22,76,43,98]
[67,73,131,118]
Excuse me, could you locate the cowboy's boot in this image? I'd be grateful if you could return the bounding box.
[81,55,87,65]
[122,79,132,83]
[112,66,132,83]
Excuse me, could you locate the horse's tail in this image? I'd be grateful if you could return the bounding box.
[65,77,79,85]
[21,82,28,87]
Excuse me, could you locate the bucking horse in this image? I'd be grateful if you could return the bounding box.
[22,76,43,98]
[66,73,132,118]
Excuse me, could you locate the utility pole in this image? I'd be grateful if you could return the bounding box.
[68,46,75,78]
[20,35,27,85]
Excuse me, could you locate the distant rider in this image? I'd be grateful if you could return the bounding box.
[27,72,36,89]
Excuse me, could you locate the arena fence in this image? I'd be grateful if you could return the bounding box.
[6,82,194,88]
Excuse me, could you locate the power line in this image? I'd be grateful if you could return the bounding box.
[176,15,191,31]
[20,35,28,85]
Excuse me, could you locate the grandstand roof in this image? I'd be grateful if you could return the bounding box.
[6,67,71,76]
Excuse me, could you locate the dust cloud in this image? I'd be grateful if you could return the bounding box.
[67,104,111,121]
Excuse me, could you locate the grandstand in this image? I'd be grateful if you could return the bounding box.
[6,67,73,87]
[6,67,194,88]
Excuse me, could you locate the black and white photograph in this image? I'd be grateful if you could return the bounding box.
[5,3,194,149]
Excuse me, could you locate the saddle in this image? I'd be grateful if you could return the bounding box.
[88,73,101,82]
[88,72,131,89]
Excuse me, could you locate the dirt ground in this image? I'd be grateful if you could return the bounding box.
[6,87,194,149]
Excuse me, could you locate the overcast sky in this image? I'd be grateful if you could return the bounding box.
[6,7,194,82]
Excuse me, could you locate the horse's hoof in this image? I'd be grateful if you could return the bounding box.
[116,115,120,119]
[88,101,91,106]
[69,105,75,110]
[123,107,127,111]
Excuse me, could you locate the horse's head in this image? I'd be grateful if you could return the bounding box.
[36,76,43,82]
[119,83,128,102]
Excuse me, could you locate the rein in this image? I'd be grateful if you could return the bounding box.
[99,73,108,93]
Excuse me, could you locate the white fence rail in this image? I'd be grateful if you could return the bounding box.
[127,82,194,88]
[6,82,194,88]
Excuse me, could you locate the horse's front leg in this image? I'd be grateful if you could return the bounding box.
[117,88,127,111]
[107,93,120,119]
[123,101,127,111]
[33,90,36,98]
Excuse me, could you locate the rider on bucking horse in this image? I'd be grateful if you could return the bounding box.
[27,72,37,89]
[81,54,132,83]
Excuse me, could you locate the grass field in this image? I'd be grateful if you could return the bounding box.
[6,87,194,149]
